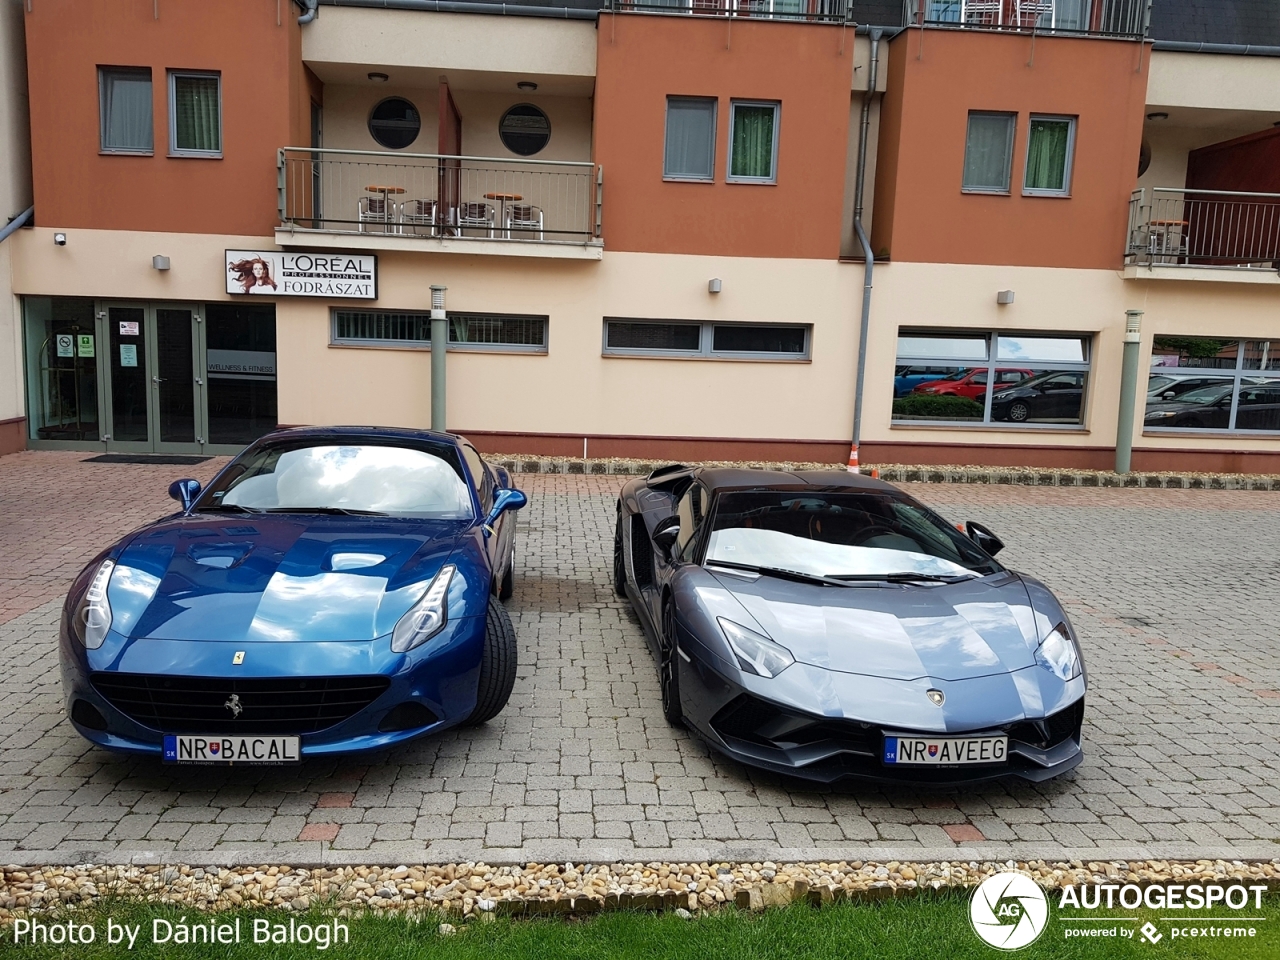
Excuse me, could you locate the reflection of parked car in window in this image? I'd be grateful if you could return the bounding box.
[1146,374,1233,402]
[894,365,959,397]
[914,368,1034,400]
[1146,380,1280,430]
[984,371,1085,423]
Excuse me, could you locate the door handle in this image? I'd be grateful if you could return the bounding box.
[195,378,204,385]
[152,376,166,384]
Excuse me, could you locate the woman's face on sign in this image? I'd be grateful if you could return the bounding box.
[252,261,267,279]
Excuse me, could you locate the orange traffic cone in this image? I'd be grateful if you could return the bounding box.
[846,444,860,474]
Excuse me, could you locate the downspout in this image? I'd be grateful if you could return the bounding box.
[847,28,881,474]
[298,0,318,24]
[0,206,34,245]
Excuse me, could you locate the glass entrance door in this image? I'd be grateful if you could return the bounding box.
[102,303,203,454]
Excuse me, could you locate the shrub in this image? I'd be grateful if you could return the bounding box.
[892,394,984,419]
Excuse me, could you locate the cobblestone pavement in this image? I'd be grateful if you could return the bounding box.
[1,452,1279,865]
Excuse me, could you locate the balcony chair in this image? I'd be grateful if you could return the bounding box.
[504,204,544,241]
[357,196,395,233]
[400,199,439,237]
[962,0,1004,25]
[454,201,496,238]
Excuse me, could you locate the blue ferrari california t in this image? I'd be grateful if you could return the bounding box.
[60,427,527,764]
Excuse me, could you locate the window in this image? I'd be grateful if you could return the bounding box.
[331,310,547,353]
[1024,115,1075,196]
[499,104,551,156]
[169,72,221,156]
[664,97,716,181]
[368,97,421,150]
[99,67,152,154]
[728,101,779,183]
[604,319,810,360]
[892,329,1091,427]
[1145,337,1280,434]
[962,112,1015,193]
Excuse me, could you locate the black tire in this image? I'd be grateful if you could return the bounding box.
[498,549,515,602]
[613,508,628,597]
[1008,401,1030,423]
[463,597,518,726]
[659,601,683,726]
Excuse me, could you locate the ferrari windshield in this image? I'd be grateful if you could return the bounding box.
[198,443,474,519]
[704,491,1001,579]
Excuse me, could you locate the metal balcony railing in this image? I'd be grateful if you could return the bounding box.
[903,0,1150,38]
[278,148,603,244]
[1127,187,1280,270]
[607,0,853,22]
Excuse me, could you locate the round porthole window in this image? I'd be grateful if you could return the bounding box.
[369,97,421,150]
[499,104,551,156]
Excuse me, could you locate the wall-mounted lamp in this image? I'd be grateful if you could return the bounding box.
[708,278,722,294]
[367,72,389,83]
[996,290,1015,305]
[53,232,67,246]
[1146,112,1169,121]
[152,255,171,271]
[517,80,538,92]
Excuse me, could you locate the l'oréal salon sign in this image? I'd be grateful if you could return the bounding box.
[225,250,377,299]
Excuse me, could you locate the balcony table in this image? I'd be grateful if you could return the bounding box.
[1148,218,1189,264]
[484,192,523,234]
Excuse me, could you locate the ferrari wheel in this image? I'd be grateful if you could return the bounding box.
[463,597,518,726]
[1008,401,1030,423]
[659,601,683,726]
[498,550,514,602]
[613,508,627,597]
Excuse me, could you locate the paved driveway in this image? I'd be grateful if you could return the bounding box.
[1,451,1278,865]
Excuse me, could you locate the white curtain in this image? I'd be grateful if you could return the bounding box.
[664,100,716,180]
[102,72,152,151]
[962,114,1014,191]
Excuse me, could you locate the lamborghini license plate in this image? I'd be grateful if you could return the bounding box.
[163,735,300,765]
[883,734,1007,766]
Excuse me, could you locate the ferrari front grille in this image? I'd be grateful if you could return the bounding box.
[91,672,390,735]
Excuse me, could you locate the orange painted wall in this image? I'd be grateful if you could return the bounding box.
[870,29,1149,269]
[594,14,853,260]
[25,0,304,237]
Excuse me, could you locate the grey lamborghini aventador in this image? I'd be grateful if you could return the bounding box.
[614,466,1086,785]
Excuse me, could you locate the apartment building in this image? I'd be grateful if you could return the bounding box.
[0,0,32,457]
[5,0,1279,472]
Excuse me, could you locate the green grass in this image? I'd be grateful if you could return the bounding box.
[3,892,1277,959]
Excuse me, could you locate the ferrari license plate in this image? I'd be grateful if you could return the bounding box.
[883,734,1007,766]
[163,735,300,765]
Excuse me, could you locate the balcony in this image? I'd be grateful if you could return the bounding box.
[1126,188,1280,282]
[903,0,1149,39]
[276,148,603,260]
[607,0,853,22]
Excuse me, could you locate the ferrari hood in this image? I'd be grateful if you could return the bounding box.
[105,514,467,642]
[711,571,1043,682]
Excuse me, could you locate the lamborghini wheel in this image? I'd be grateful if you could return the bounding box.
[659,601,683,726]
[613,507,627,597]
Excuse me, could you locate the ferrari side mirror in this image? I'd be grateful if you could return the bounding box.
[168,478,201,513]
[966,521,1004,557]
[652,517,680,558]
[483,488,527,537]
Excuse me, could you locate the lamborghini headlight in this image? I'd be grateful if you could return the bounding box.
[1035,623,1081,681]
[391,565,455,654]
[73,559,115,650]
[718,618,795,679]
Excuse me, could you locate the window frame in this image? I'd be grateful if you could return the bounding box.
[726,99,781,185]
[602,318,811,362]
[663,96,718,183]
[329,309,548,355]
[1145,338,1280,436]
[98,66,154,155]
[961,111,1016,195]
[892,327,1093,429]
[1022,114,1077,198]
[168,70,223,159]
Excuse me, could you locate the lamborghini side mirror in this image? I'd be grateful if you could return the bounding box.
[966,521,1004,557]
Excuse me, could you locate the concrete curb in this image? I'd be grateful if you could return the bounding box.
[494,457,1280,490]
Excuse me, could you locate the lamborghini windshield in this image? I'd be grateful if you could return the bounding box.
[704,491,1001,579]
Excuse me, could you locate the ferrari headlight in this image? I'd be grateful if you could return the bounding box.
[74,560,115,650]
[391,565,455,654]
[718,618,794,679]
[1036,623,1081,681]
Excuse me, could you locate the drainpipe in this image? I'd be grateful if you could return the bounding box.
[298,0,319,24]
[0,206,34,244]
[430,285,448,432]
[1114,310,1143,474]
[847,28,881,474]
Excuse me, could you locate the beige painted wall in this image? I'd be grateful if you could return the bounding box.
[1147,51,1280,115]
[321,82,442,154]
[0,0,31,425]
[9,228,1280,453]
